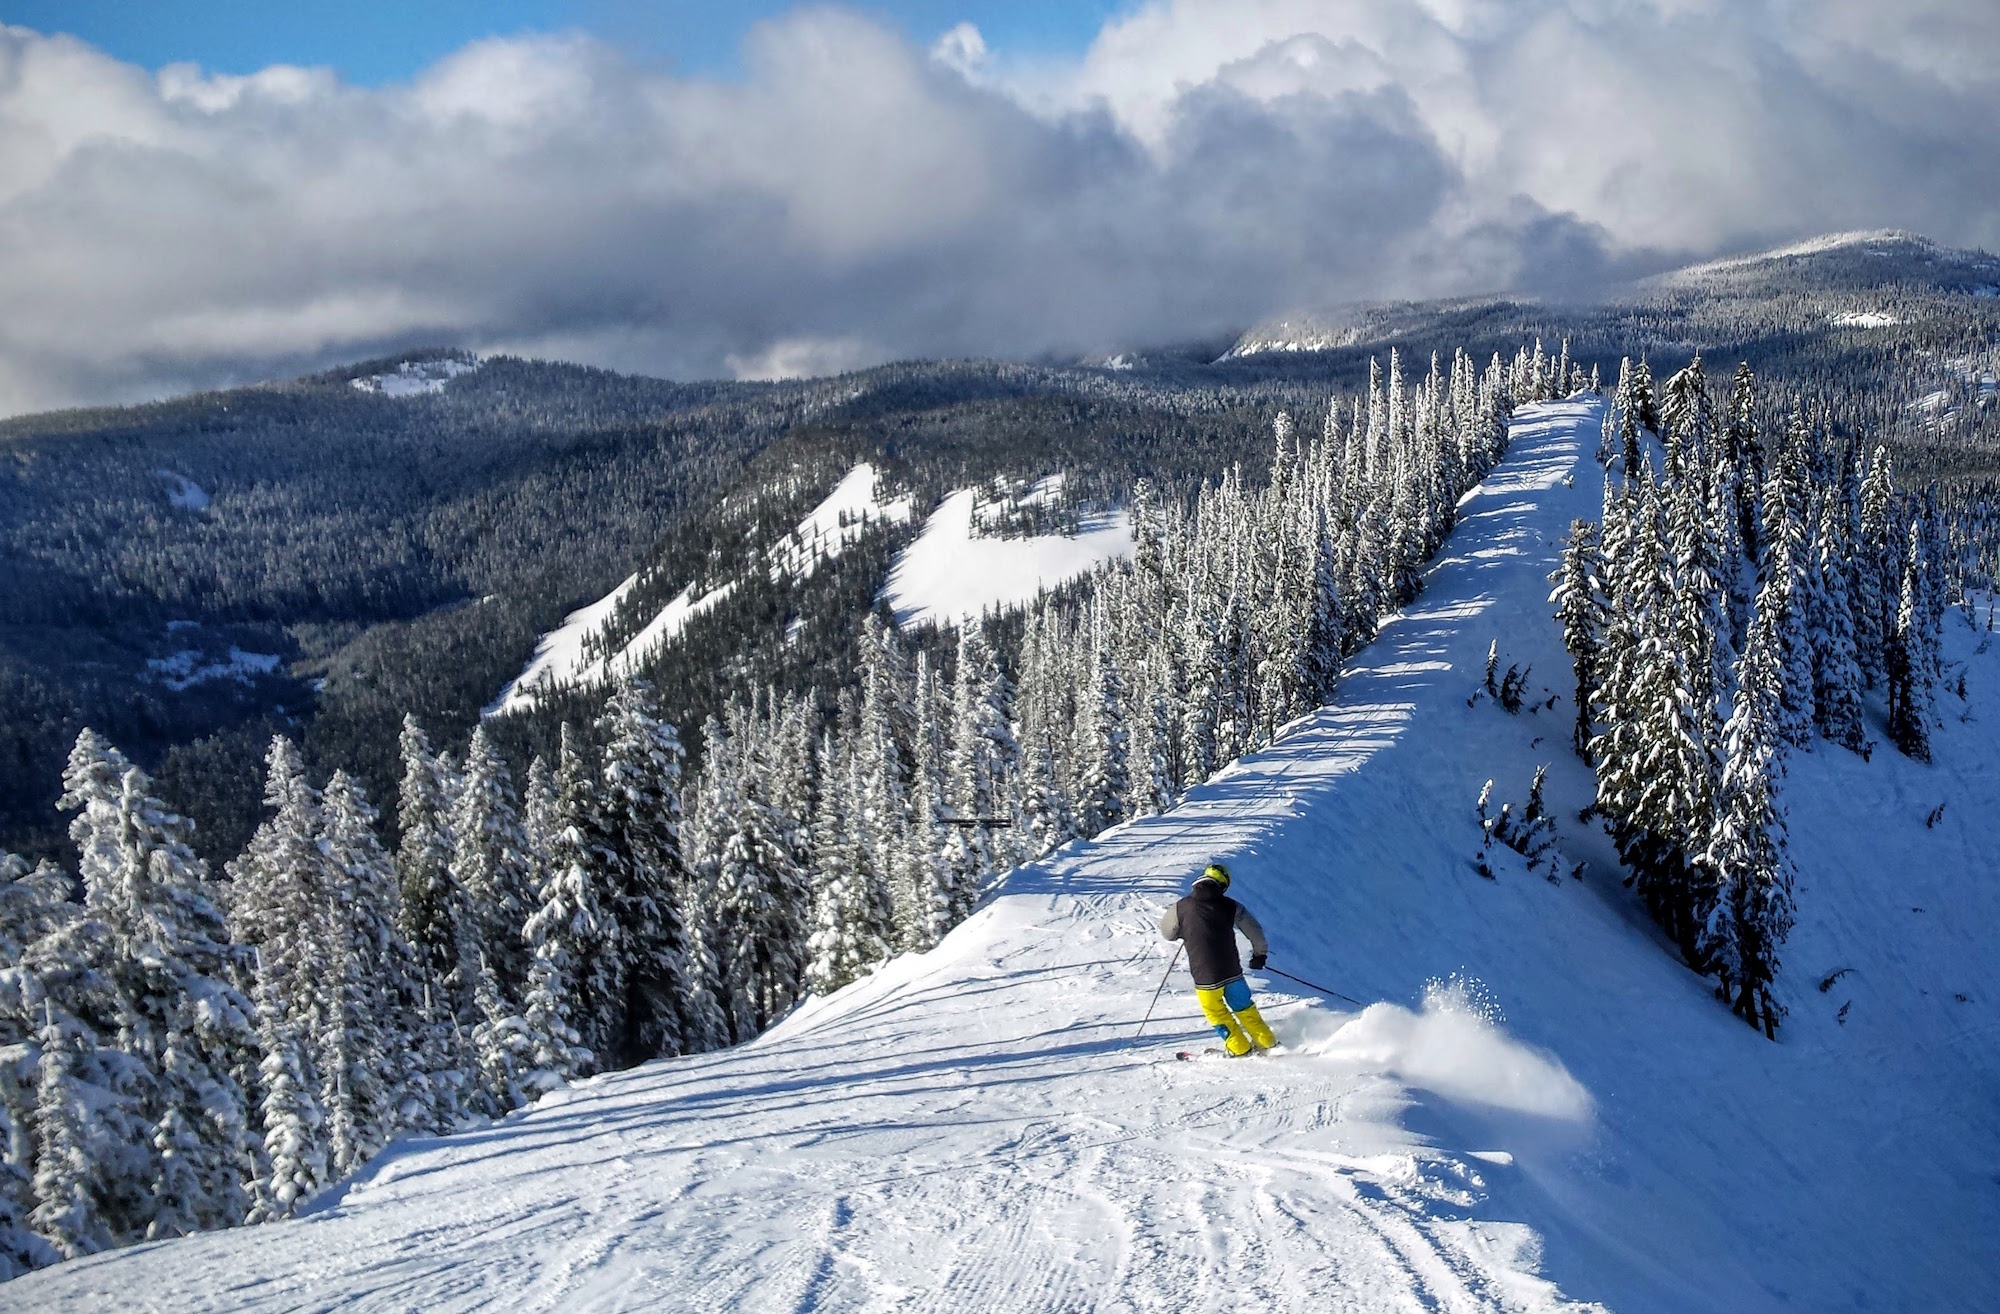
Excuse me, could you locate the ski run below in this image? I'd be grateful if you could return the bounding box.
[883,485,1133,628]
[25,400,1997,1312]
[490,463,911,717]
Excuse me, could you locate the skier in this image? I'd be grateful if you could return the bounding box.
[1158,862,1277,1056]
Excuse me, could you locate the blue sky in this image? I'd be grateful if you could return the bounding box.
[1,1,1126,82]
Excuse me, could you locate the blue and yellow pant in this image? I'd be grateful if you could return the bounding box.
[1195,978,1276,1056]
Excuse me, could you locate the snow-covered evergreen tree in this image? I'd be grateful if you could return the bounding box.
[597,674,721,1061]
[395,717,476,1022]
[59,733,258,1241]
[245,964,324,1224]
[521,723,615,1079]
[1702,572,1797,1038]
[1074,600,1131,838]
[449,726,535,1004]
[1887,521,1936,762]
[317,770,405,1176]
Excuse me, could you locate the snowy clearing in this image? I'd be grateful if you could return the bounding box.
[155,470,212,511]
[486,573,640,717]
[768,462,913,581]
[609,581,736,677]
[144,646,282,691]
[1830,310,1899,328]
[493,463,914,715]
[348,357,480,397]
[43,401,1994,1312]
[884,487,1133,627]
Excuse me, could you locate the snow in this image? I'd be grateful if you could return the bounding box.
[609,581,736,677]
[492,463,913,715]
[973,472,1067,526]
[145,646,282,691]
[884,487,1133,627]
[1830,310,1899,328]
[349,357,480,397]
[155,470,211,511]
[768,462,913,581]
[37,401,1996,1310]
[486,572,640,717]
[1670,229,1924,278]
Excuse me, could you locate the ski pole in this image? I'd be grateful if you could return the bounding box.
[1262,964,1365,1008]
[1135,943,1183,1042]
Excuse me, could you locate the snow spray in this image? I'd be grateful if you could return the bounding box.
[1283,974,1593,1121]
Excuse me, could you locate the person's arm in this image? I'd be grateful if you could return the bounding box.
[1158,903,1181,941]
[1235,904,1269,966]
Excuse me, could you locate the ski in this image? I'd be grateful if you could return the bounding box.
[1174,1046,1281,1061]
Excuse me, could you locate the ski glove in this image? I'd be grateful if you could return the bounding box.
[1248,952,1268,971]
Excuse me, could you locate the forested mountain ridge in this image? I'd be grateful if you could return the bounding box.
[2,231,1996,883]
[1231,230,2000,478]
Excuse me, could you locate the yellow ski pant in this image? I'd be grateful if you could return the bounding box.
[1195,978,1276,1056]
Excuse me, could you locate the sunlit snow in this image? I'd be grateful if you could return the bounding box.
[768,461,913,581]
[349,357,480,397]
[491,463,911,715]
[155,469,211,511]
[145,646,282,691]
[883,486,1133,627]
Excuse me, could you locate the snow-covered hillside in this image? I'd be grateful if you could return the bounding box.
[489,463,913,716]
[348,357,481,397]
[22,402,1994,1312]
[883,480,1133,627]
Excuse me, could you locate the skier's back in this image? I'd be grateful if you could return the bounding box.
[1158,862,1277,1055]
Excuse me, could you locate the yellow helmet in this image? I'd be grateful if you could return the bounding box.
[1200,862,1232,890]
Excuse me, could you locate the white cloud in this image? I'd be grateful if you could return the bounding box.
[0,3,1995,415]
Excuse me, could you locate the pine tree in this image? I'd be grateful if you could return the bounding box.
[516,940,588,1097]
[903,657,954,951]
[245,965,324,1224]
[806,740,892,995]
[1725,363,1764,566]
[449,726,534,1004]
[469,969,535,1116]
[597,675,720,1062]
[28,1010,109,1259]
[59,733,258,1242]
[395,718,474,1021]
[708,707,812,1038]
[1856,448,1898,685]
[1761,436,1818,749]
[521,725,614,1078]
[521,754,559,894]
[1809,495,1867,752]
[1702,579,1796,1038]
[1075,601,1130,838]
[1886,522,1935,762]
[1550,518,1607,754]
[317,771,405,1177]
[537,723,623,1069]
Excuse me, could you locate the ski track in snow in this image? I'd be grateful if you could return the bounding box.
[23,400,1996,1312]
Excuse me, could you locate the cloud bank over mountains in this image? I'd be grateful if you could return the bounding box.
[2,0,1997,414]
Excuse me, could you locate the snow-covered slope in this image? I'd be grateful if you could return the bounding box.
[348,357,481,396]
[23,402,1995,1312]
[883,483,1133,627]
[768,461,914,580]
[491,463,914,716]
